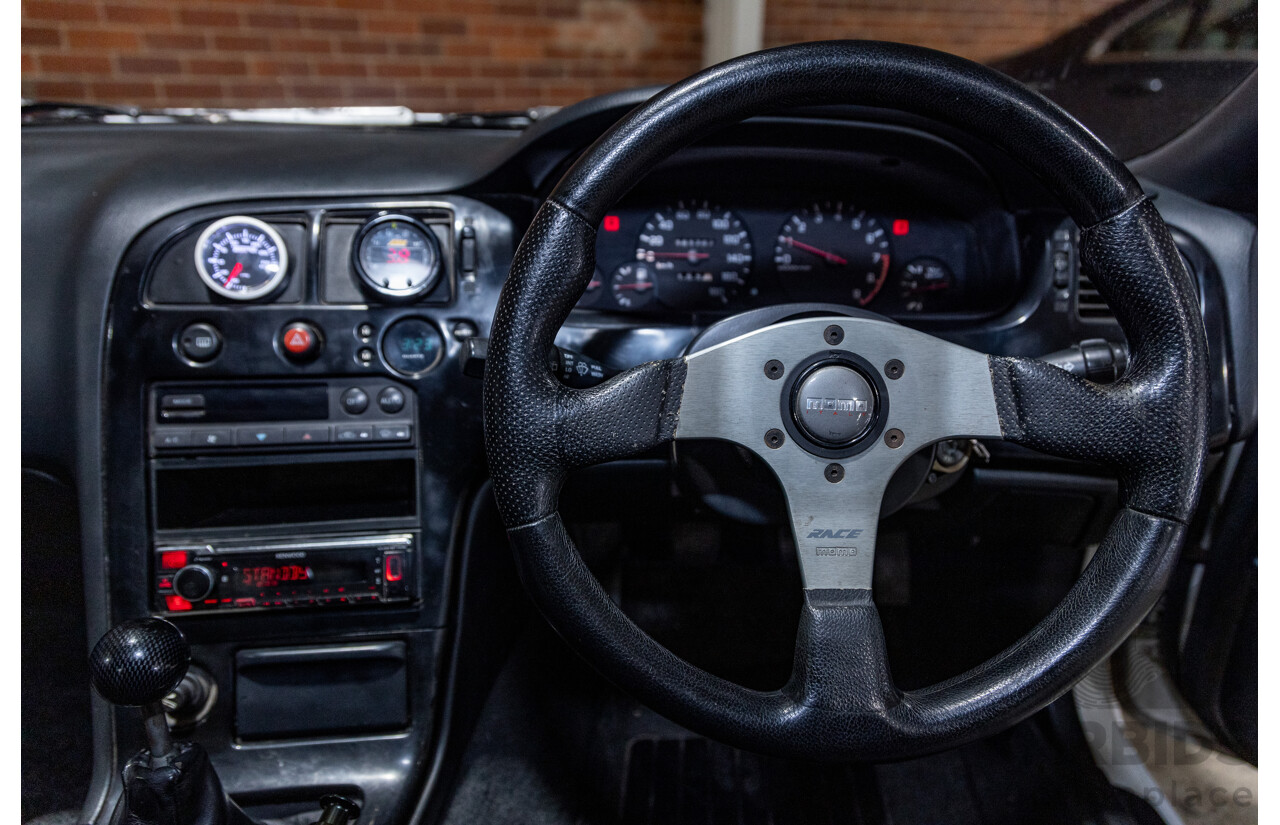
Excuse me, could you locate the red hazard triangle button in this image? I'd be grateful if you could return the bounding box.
[280,323,319,358]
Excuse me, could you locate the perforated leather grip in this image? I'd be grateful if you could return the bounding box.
[483,200,686,527]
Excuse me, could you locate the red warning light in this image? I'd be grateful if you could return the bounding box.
[160,551,189,570]
[603,215,621,232]
[385,555,404,582]
[892,219,910,236]
[165,595,192,612]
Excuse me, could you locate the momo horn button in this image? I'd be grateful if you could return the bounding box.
[792,364,877,447]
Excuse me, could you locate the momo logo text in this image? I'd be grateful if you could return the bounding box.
[804,397,868,413]
[807,528,863,539]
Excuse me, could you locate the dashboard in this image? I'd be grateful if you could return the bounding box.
[20,92,1257,824]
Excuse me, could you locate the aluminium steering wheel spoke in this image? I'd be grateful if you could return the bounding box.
[673,315,1003,590]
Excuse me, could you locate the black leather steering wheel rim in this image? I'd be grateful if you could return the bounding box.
[483,41,1209,761]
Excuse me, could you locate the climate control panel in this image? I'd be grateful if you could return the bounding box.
[149,379,417,454]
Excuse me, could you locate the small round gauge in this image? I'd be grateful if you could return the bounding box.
[381,316,445,376]
[576,267,605,308]
[898,257,954,312]
[609,263,656,309]
[353,214,442,300]
[194,216,289,301]
[635,202,752,307]
[774,203,891,307]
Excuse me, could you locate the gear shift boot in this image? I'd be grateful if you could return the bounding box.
[110,741,238,825]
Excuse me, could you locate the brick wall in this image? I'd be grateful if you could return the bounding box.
[764,0,1119,62]
[23,0,1118,111]
[21,0,705,111]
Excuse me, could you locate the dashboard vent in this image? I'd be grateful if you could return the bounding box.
[1075,271,1114,321]
[1076,250,1200,323]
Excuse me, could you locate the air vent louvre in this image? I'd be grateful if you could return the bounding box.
[1075,272,1115,321]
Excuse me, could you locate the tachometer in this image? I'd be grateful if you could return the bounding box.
[774,203,891,306]
[635,201,752,307]
[194,216,289,301]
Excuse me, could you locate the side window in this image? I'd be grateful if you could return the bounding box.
[1183,0,1257,51]
[1095,0,1257,58]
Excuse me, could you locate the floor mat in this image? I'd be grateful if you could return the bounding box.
[620,736,882,825]
[618,702,1153,825]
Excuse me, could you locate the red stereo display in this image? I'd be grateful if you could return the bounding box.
[154,534,415,613]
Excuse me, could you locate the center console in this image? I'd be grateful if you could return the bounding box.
[99,193,522,823]
[147,379,421,615]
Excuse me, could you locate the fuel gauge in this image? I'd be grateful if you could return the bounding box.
[898,257,953,312]
[576,267,605,308]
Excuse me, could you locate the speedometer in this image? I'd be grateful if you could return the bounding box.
[194,216,289,301]
[774,203,891,306]
[635,201,752,307]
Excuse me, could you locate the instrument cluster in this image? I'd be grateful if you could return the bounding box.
[580,200,1000,319]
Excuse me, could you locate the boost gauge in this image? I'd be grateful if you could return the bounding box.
[353,214,442,301]
[194,216,289,301]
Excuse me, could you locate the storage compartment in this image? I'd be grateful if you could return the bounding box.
[235,641,409,740]
[154,456,417,530]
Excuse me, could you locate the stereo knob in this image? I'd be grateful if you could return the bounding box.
[173,565,215,601]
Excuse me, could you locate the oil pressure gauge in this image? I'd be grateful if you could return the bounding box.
[353,214,442,301]
[194,215,289,301]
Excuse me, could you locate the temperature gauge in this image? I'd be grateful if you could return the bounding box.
[898,257,954,312]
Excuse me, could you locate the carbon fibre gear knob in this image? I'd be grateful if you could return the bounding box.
[89,617,191,707]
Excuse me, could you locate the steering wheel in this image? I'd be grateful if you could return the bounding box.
[483,41,1208,761]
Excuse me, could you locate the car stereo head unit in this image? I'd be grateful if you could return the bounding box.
[154,533,416,613]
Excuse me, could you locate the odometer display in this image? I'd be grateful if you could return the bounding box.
[635,201,753,308]
[775,204,891,306]
[194,215,289,301]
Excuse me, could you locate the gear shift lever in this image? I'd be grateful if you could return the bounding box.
[89,617,190,761]
[88,618,361,825]
[89,617,246,825]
